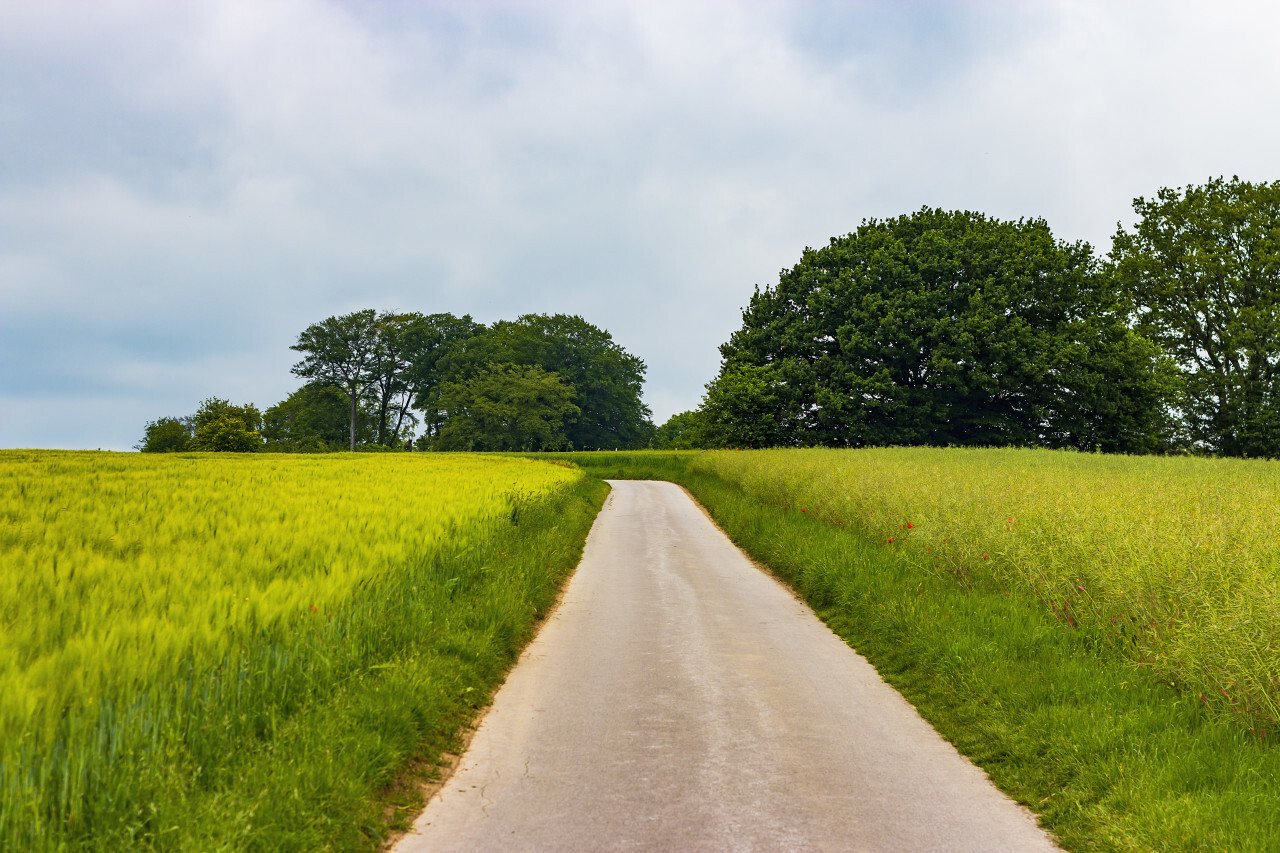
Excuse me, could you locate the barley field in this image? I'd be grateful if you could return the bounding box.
[0,450,582,849]
[695,447,1280,733]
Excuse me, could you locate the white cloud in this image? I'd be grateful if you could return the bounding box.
[2,0,1277,448]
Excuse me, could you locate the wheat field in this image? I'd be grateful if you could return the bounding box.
[0,450,580,848]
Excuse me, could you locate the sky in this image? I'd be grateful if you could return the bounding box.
[2,0,1278,450]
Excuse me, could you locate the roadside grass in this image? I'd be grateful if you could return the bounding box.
[541,450,1280,852]
[1,451,606,851]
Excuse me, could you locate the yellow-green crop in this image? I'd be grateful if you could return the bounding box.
[695,447,1280,732]
[0,450,583,849]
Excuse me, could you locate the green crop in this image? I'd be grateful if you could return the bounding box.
[695,447,1280,734]
[0,450,584,850]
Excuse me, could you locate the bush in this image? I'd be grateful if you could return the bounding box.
[138,417,192,453]
[191,416,261,452]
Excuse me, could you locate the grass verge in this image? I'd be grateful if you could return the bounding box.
[540,451,1280,852]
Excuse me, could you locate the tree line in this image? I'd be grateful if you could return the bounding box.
[143,176,1276,458]
[658,176,1280,458]
[140,313,653,453]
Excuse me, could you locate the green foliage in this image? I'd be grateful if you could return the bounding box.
[188,397,263,452]
[699,363,785,447]
[138,417,192,453]
[1110,176,1280,457]
[141,399,262,454]
[717,208,1173,451]
[436,363,580,451]
[291,310,382,451]
[438,314,652,449]
[285,310,649,452]
[399,312,485,444]
[190,416,261,452]
[264,384,368,451]
[192,397,262,433]
[652,410,710,449]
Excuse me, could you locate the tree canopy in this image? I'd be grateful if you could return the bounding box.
[651,410,709,449]
[712,208,1172,451]
[1110,176,1280,457]
[272,310,652,452]
[434,313,652,449]
[138,180,1280,458]
[435,363,579,451]
[290,309,382,451]
[138,417,192,453]
[262,383,363,451]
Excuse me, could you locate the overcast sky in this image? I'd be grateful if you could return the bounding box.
[2,0,1277,450]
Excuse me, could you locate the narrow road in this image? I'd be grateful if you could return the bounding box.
[395,480,1059,852]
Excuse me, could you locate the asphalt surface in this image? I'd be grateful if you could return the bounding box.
[394,480,1060,852]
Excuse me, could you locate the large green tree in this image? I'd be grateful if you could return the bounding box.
[716,208,1172,450]
[366,313,419,447]
[437,314,651,449]
[263,383,364,451]
[1110,176,1280,457]
[400,313,485,443]
[291,310,381,451]
[435,363,579,451]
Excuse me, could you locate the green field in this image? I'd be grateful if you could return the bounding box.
[6,447,1279,851]
[0,451,604,851]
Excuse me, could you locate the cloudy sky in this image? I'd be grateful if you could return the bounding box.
[2,0,1277,450]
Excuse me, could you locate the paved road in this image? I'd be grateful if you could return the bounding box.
[395,480,1059,852]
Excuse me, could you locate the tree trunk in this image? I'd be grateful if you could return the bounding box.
[349,391,358,451]
[392,402,407,446]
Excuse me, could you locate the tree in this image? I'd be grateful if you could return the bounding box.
[366,313,418,447]
[291,310,382,451]
[191,416,261,452]
[437,314,652,449]
[192,397,262,434]
[435,363,579,451]
[189,397,262,452]
[699,363,788,447]
[138,417,192,452]
[400,313,484,444]
[652,410,710,449]
[715,208,1172,450]
[1110,177,1280,457]
[263,383,364,451]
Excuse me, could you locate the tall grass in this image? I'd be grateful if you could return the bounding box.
[693,447,1280,734]
[0,450,596,850]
